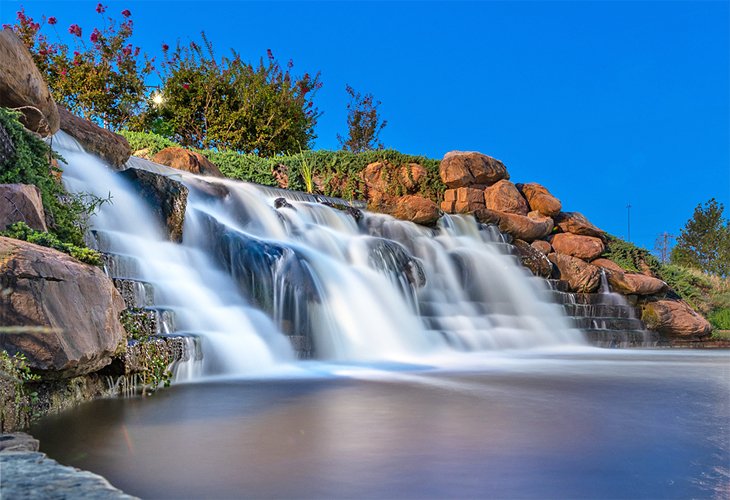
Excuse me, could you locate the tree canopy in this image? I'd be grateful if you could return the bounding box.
[671,198,729,277]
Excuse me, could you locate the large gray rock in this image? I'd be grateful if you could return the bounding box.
[0,183,47,231]
[118,168,188,242]
[58,106,130,169]
[0,452,137,499]
[0,237,126,377]
[0,29,59,136]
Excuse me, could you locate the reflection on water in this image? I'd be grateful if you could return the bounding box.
[32,350,730,499]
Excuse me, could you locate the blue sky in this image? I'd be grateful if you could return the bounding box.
[2,0,728,252]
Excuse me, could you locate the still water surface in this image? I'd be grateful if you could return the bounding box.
[32,350,729,499]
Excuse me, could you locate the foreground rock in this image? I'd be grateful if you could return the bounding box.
[0,451,137,499]
[548,253,600,292]
[440,151,508,188]
[483,180,529,215]
[497,211,553,242]
[58,106,130,169]
[641,299,712,339]
[554,211,606,240]
[513,239,552,278]
[517,183,562,217]
[152,147,223,177]
[0,183,47,231]
[391,195,441,226]
[0,29,59,136]
[119,168,188,242]
[0,237,126,377]
[550,233,605,261]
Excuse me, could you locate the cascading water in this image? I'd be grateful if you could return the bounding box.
[52,132,585,379]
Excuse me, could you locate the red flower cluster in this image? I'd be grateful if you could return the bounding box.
[162,43,170,52]
[96,3,106,14]
[68,24,82,37]
[47,16,57,25]
[121,9,131,18]
[90,28,101,43]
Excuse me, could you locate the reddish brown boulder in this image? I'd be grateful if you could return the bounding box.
[593,260,667,296]
[473,208,502,225]
[453,186,486,213]
[641,299,712,339]
[399,163,427,193]
[548,253,601,293]
[58,106,130,169]
[0,29,59,136]
[531,240,552,255]
[0,237,126,377]
[497,212,553,242]
[591,258,624,273]
[554,212,606,241]
[550,233,605,261]
[483,180,528,215]
[513,239,552,278]
[439,151,509,188]
[0,184,47,231]
[391,195,441,226]
[152,147,224,177]
[517,183,562,217]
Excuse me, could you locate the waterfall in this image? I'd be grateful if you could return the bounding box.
[52,132,585,378]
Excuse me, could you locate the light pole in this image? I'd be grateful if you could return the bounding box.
[626,203,632,242]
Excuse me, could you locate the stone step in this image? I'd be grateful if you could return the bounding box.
[570,317,645,331]
[542,290,608,305]
[562,303,637,319]
[287,334,314,359]
[121,307,177,338]
[112,278,155,309]
[101,252,143,280]
[582,328,660,348]
[546,279,571,292]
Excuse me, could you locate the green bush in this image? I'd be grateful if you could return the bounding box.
[602,235,661,274]
[1,222,102,265]
[118,130,179,156]
[708,309,730,331]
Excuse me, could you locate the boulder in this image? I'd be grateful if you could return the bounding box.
[0,237,126,377]
[391,195,441,226]
[57,106,130,169]
[0,184,47,231]
[399,163,427,193]
[516,183,562,217]
[362,161,428,197]
[151,147,223,178]
[0,29,59,136]
[473,208,503,226]
[641,299,712,339]
[483,180,528,215]
[548,253,601,293]
[513,239,552,278]
[591,258,624,273]
[531,240,552,255]
[550,233,605,261]
[592,260,668,296]
[554,212,606,241]
[497,212,553,242]
[439,151,509,188]
[119,168,188,242]
[454,186,486,213]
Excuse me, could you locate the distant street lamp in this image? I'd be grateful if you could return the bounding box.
[626,203,632,242]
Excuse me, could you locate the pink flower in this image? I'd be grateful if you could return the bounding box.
[122,44,132,56]
[68,24,82,37]
[121,9,131,18]
[47,17,57,25]
[60,68,67,77]
[162,43,169,52]
[96,3,106,14]
[182,83,190,90]
[90,28,100,43]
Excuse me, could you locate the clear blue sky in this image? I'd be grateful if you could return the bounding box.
[2,1,728,252]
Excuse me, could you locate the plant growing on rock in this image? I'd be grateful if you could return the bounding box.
[136,35,321,155]
[1,222,102,265]
[6,5,153,130]
[338,85,387,153]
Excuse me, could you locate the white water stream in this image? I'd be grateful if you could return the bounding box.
[53,132,585,378]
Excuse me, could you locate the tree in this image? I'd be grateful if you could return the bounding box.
[671,198,730,276]
[7,5,153,130]
[137,35,321,155]
[653,232,674,264]
[338,85,387,153]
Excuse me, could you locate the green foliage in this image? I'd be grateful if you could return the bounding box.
[0,351,40,385]
[118,130,178,156]
[658,264,714,312]
[338,85,387,152]
[708,309,730,331]
[0,108,104,246]
[602,235,661,274]
[9,6,153,130]
[671,198,730,277]
[1,222,102,265]
[134,35,321,155]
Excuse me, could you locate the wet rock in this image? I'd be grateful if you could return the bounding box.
[0,433,39,452]
[531,240,552,255]
[0,29,59,136]
[0,184,47,231]
[554,211,606,241]
[513,239,553,278]
[184,176,230,199]
[391,195,441,226]
[119,168,188,242]
[440,151,509,188]
[484,179,528,215]
[274,197,294,209]
[548,252,601,293]
[516,183,562,217]
[497,211,554,242]
[550,232,605,261]
[152,147,223,177]
[641,299,711,339]
[58,106,130,169]
[0,237,126,377]
[0,452,137,499]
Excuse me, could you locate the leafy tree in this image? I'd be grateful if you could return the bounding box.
[671,198,730,277]
[338,85,387,153]
[6,5,153,130]
[136,35,321,156]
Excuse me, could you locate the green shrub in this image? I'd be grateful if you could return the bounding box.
[708,309,730,331]
[1,222,102,265]
[118,130,179,156]
[602,235,661,274]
